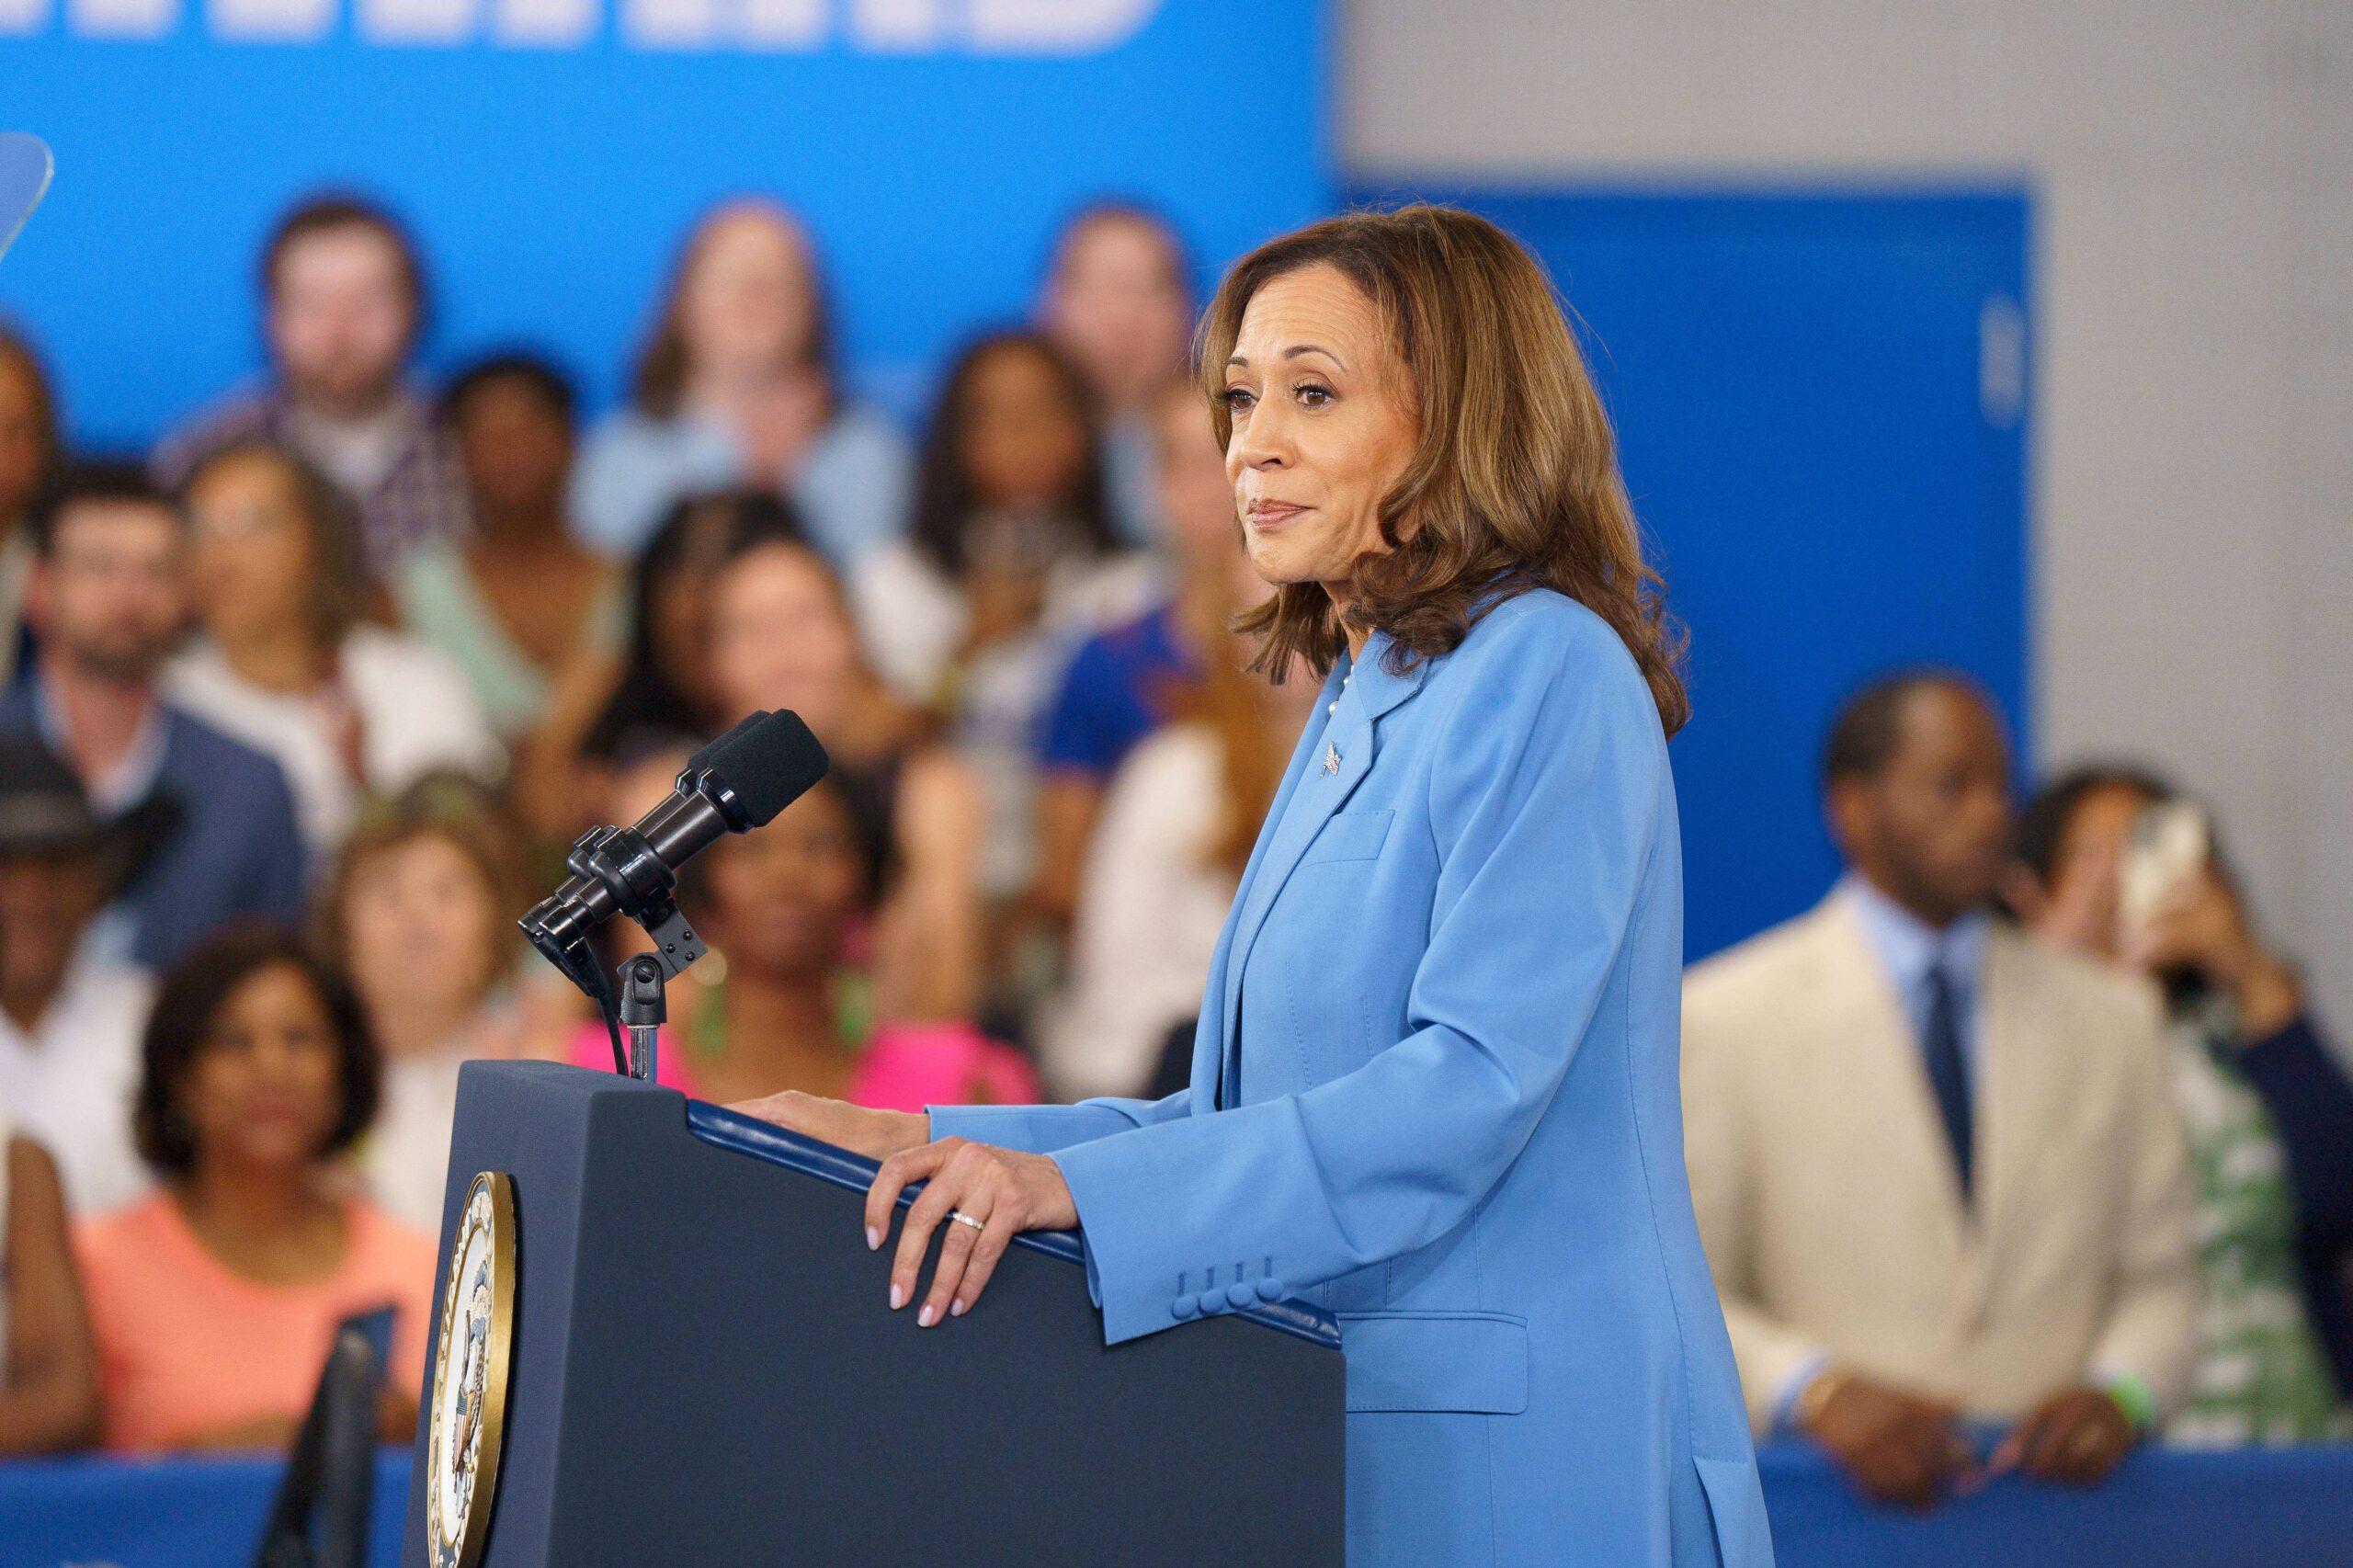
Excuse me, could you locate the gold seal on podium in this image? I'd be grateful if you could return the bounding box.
[426,1171,517,1568]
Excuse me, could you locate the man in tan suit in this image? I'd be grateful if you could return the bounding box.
[1683,672,2194,1509]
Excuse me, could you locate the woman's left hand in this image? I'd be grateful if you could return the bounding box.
[866,1137,1078,1326]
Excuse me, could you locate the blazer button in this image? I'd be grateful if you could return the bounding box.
[1172,1293,1199,1319]
[1225,1282,1256,1310]
[1256,1278,1285,1302]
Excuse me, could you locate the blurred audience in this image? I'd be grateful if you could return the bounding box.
[570,199,911,567]
[1037,202,1195,546]
[1681,672,2196,1506]
[153,197,461,574]
[519,488,773,847]
[0,324,59,688]
[1,463,304,967]
[0,739,153,1217]
[571,773,1033,1111]
[2009,767,2353,1444]
[852,331,1154,903]
[1029,377,1256,932]
[707,526,985,1026]
[1040,630,1313,1102]
[166,441,499,858]
[323,776,534,1236]
[74,926,432,1454]
[0,1122,99,1454]
[396,354,621,742]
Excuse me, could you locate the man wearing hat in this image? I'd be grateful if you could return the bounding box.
[0,733,153,1216]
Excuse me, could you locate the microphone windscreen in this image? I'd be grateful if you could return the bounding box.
[706,710,830,826]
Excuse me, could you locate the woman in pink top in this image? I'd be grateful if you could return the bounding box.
[572,769,1037,1112]
[74,926,437,1454]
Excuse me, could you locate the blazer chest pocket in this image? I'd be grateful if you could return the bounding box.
[1302,809,1393,867]
[1336,1310,1529,1415]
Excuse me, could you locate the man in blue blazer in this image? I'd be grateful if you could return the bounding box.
[4,464,305,967]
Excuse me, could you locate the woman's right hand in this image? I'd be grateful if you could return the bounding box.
[729,1091,930,1163]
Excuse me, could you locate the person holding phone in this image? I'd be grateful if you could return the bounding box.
[734,206,1769,1566]
[2010,768,2353,1443]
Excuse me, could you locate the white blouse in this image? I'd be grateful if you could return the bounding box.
[0,949,153,1218]
[166,626,503,858]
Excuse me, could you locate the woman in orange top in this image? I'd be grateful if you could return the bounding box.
[74,926,437,1453]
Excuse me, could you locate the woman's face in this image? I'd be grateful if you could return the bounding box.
[341,832,501,1026]
[456,378,572,520]
[186,452,318,647]
[701,784,864,982]
[2041,783,2153,961]
[1222,263,1417,596]
[707,543,861,733]
[959,344,1090,513]
[677,206,818,385]
[1046,215,1191,409]
[179,961,345,1176]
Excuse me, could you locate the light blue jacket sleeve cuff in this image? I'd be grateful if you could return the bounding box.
[926,1091,1188,1157]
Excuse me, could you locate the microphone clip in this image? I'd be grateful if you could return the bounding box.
[525,823,711,1082]
[559,824,709,983]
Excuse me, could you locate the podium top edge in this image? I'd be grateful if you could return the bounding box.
[684,1100,1341,1351]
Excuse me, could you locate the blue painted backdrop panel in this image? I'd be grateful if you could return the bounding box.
[0,0,1329,447]
[1358,186,2029,960]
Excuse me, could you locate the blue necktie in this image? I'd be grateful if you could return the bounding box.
[1921,956,1974,1201]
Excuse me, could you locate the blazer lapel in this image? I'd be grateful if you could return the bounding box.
[1187,658,1345,1113]
[1215,636,1427,1100]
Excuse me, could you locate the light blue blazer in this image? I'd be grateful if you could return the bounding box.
[930,590,1773,1566]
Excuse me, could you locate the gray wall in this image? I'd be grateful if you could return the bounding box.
[1343,0,2353,1028]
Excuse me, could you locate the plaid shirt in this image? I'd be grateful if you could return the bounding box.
[151,379,468,573]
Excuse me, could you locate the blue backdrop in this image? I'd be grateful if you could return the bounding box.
[1362,186,2031,960]
[0,0,1330,446]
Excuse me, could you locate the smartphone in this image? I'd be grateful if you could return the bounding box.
[2119,800,2208,949]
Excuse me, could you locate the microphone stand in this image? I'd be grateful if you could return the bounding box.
[618,953,667,1085]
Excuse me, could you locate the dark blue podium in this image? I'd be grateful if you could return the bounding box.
[402,1062,1345,1566]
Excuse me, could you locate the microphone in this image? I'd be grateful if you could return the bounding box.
[518,710,829,977]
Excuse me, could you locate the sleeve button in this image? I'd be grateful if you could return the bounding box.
[1256,1278,1285,1301]
[1172,1293,1199,1319]
[1226,1282,1256,1309]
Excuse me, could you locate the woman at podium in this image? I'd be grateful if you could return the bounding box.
[739,205,1773,1567]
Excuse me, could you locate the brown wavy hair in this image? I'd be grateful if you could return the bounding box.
[1199,205,1688,736]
